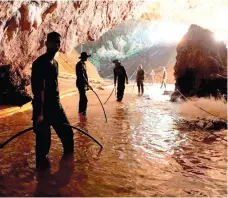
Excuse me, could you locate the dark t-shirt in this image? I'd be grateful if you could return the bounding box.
[136,69,144,81]
[113,65,128,85]
[76,60,88,87]
[31,54,60,118]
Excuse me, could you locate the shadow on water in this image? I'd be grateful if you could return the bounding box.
[34,154,76,197]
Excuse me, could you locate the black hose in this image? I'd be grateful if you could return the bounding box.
[0,126,33,149]
[104,87,115,105]
[0,123,104,149]
[67,124,103,148]
[91,89,108,122]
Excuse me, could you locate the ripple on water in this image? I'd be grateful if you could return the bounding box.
[0,86,226,196]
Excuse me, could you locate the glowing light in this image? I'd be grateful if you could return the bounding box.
[213,8,228,30]
[214,33,223,41]
[148,21,188,44]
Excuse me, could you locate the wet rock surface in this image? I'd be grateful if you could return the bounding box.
[174,24,227,98]
[0,0,144,103]
[181,118,227,131]
[0,65,31,106]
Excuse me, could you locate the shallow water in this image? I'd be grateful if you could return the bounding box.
[0,84,227,196]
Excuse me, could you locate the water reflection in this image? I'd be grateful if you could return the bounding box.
[0,85,226,197]
[34,154,74,196]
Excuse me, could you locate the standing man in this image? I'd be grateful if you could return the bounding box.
[150,69,155,85]
[113,59,128,102]
[136,64,145,95]
[160,67,167,89]
[76,52,92,115]
[31,32,74,169]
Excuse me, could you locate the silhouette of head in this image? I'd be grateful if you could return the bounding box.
[79,52,91,61]
[113,59,121,67]
[138,64,142,70]
[46,31,61,53]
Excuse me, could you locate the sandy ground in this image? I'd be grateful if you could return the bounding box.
[0,51,112,116]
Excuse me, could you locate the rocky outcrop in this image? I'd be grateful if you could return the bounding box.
[173,24,227,99]
[0,0,145,105]
[0,65,31,106]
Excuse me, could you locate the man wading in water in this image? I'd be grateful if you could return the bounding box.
[75,52,92,115]
[136,64,145,95]
[113,59,128,102]
[31,32,74,170]
[160,67,167,89]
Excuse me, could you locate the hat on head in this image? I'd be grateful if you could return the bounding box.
[112,59,120,64]
[79,52,91,59]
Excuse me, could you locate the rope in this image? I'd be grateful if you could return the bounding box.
[176,89,227,122]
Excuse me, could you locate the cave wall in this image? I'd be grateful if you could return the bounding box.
[174,24,227,98]
[0,0,144,105]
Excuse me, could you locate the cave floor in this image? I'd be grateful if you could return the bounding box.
[0,84,226,197]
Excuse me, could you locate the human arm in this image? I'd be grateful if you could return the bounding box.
[163,70,167,80]
[124,67,128,84]
[76,62,89,86]
[31,61,45,123]
[114,69,117,86]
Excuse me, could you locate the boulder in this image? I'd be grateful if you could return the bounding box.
[173,24,227,99]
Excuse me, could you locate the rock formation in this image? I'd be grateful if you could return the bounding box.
[173,24,227,99]
[0,0,145,105]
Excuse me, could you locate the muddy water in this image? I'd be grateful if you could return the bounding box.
[0,84,226,196]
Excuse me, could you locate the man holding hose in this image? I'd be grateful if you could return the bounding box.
[75,52,92,116]
[31,32,74,170]
[113,59,128,102]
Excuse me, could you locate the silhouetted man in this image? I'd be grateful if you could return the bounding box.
[160,67,167,89]
[136,64,144,95]
[76,52,92,115]
[31,31,74,169]
[113,59,128,102]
